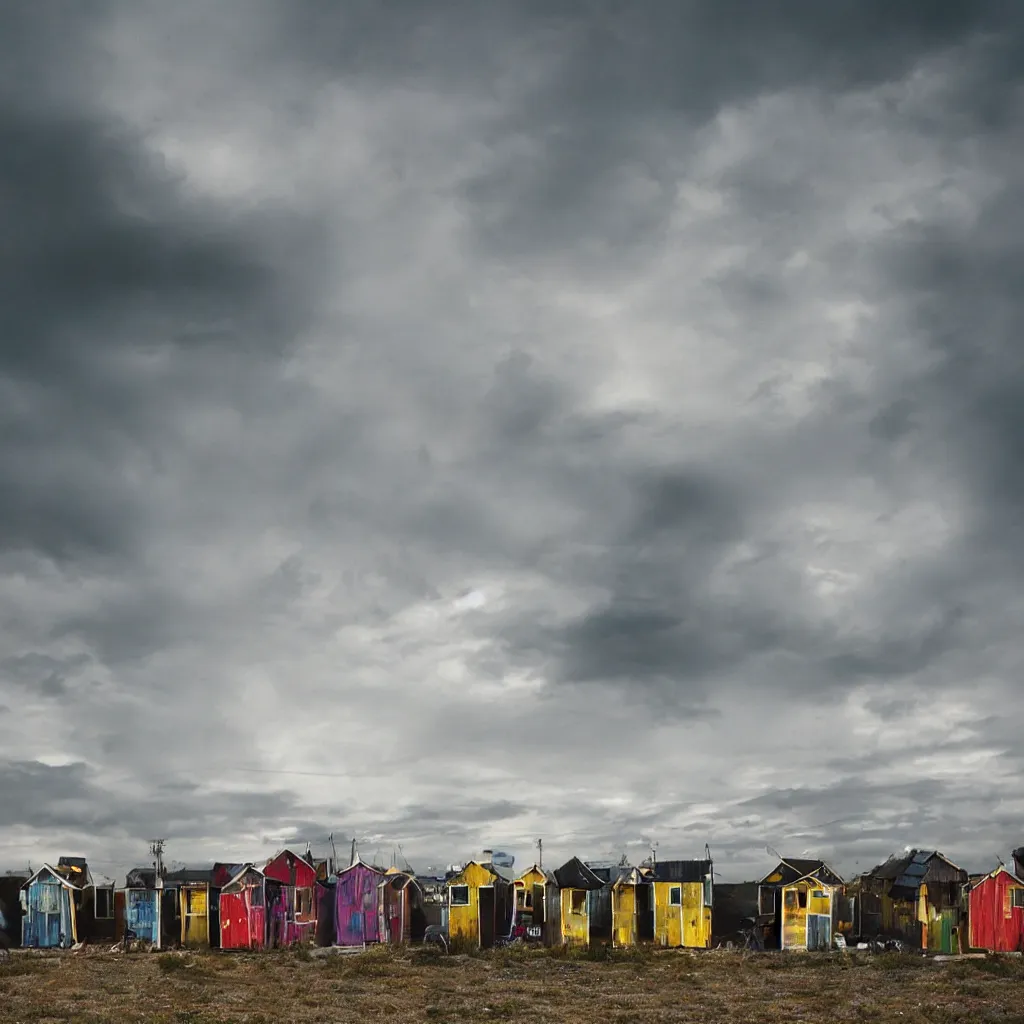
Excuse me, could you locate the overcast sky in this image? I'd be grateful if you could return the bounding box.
[2,2,1023,887]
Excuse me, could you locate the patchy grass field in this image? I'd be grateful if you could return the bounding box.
[2,945,1024,1024]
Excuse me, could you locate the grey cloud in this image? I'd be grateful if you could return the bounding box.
[0,653,91,698]
[2,1,1024,878]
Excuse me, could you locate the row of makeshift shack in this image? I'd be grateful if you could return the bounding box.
[8,845,1024,955]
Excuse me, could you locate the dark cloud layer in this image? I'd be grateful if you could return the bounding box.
[1,1,1023,883]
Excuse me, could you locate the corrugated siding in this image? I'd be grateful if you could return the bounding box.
[125,890,159,944]
[220,890,266,949]
[969,873,1024,953]
[335,864,384,945]
[22,879,74,949]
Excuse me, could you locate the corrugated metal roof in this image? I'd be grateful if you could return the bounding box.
[552,857,605,891]
[654,859,712,883]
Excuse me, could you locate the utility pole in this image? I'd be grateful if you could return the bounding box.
[149,839,166,950]
[536,838,543,870]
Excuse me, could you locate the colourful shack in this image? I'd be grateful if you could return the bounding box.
[650,859,713,949]
[20,865,83,948]
[220,865,284,950]
[611,865,655,947]
[334,857,387,946]
[117,869,159,946]
[263,849,318,946]
[116,867,179,947]
[968,865,1024,953]
[376,869,426,945]
[853,850,966,953]
[758,858,842,952]
[446,853,515,950]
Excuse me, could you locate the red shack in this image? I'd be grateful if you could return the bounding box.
[219,866,268,950]
[968,866,1024,953]
[263,849,318,946]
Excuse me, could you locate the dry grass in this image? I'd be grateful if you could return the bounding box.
[2,945,1023,1024]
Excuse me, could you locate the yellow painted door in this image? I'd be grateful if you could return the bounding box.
[613,886,635,947]
[656,886,682,947]
[561,890,589,946]
[682,883,701,948]
[782,888,806,950]
[184,888,207,945]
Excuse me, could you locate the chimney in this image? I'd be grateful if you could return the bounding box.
[482,849,493,864]
[1012,847,1024,879]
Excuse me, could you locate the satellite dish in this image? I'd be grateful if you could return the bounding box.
[490,851,514,869]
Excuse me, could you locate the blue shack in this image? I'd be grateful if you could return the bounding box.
[20,864,83,948]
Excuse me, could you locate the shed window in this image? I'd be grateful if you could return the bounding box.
[668,886,682,906]
[450,885,470,906]
[1013,889,1024,909]
[94,887,114,919]
[524,891,533,909]
[812,890,825,899]
[570,890,586,915]
[798,891,807,909]
[703,879,713,907]
[759,888,774,915]
[298,888,312,916]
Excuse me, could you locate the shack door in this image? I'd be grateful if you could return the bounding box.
[637,885,654,941]
[478,886,495,949]
[806,914,830,951]
[183,887,208,946]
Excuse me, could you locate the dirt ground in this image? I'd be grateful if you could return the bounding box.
[2,944,1023,1024]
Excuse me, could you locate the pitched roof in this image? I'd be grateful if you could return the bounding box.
[970,865,1024,890]
[338,857,387,877]
[552,857,605,891]
[515,864,546,883]
[866,850,963,890]
[759,858,843,887]
[22,864,80,891]
[653,859,712,883]
[222,864,264,891]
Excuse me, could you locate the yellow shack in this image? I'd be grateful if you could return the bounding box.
[514,864,547,918]
[649,859,713,948]
[547,857,606,948]
[611,865,655,947]
[757,858,844,951]
[446,855,515,950]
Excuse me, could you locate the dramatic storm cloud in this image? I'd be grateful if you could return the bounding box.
[2,2,1023,884]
